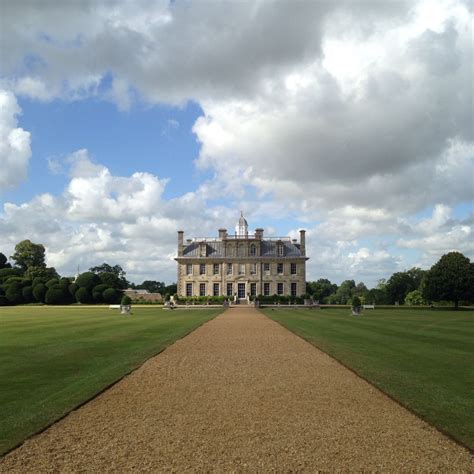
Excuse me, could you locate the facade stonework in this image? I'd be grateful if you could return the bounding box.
[175,214,308,298]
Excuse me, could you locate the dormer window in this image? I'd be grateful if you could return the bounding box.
[250,244,256,256]
[200,243,207,257]
[277,242,284,256]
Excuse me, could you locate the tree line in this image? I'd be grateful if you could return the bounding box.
[0,240,175,306]
[306,252,474,309]
[1,240,473,308]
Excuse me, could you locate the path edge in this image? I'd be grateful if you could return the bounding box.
[0,308,227,459]
[260,308,474,455]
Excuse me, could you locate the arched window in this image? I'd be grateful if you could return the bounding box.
[250,244,256,256]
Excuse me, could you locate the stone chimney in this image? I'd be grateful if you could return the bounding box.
[299,229,306,256]
[218,228,228,239]
[255,228,264,240]
[178,230,184,256]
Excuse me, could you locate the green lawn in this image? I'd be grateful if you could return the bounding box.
[0,305,222,455]
[262,307,474,449]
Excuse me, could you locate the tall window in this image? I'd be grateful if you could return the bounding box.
[277,244,284,256]
[264,282,270,296]
[213,263,219,275]
[186,264,193,275]
[200,263,206,275]
[186,283,193,297]
[291,263,297,275]
[226,283,233,296]
[250,283,257,296]
[277,263,283,274]
[199,283,206,296]
[291,282,297,297]
[277,282,284,295]
[239,263,245,275]
[213,283,220,296]
[227,263,233,275]
[250,244,256,256]
[250,263,257,275]
[263,262,270,274]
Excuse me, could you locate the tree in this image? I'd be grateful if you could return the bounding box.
[45,287,68,305]
[75,287,92,304]
[103,288,120,303]
[75,272,101,291]
[25,266,59,281]
[386,269,424,305]
[121,295,132,305]
[89,263,128,288]
[99,272,124,289]
[423,252,474,309]
[22,286,34,303]
[137,280,166,294]
[405,290,426,306]
[306,279,337,302]
[11,240,46,271]
[333,280,355,304]
[32,283,47,303]
[0,252,11,269]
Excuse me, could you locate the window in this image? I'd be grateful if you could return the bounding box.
[277,244,284,256]
[213,283,220,296]
[200,263,206,275]
[239,263,245,275]
[250,283,257,296]
[227,263,233,275]
[291,263,297,275]
[213,263,219,275]
[186,264,193,275]
[250,244,256,256]
[264,282,270,296]
[226,283,233,296]
[238,245,245,256]
[263,262,270,274]
[277,263,283,274]
[291,282,297,297]
[199,283,206,296]
[250,263,257,275]
[277,282,284,295]
[186,283,193,297]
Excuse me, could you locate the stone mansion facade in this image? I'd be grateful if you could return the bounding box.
[175,213,308,299]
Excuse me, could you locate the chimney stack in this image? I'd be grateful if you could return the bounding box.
[255,228,264,240]
[299,229,306,256]
[218,228,227,239]
[178,230,184,256]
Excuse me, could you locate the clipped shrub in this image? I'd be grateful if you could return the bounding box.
[103,288,119,303]
[32,277,46,287]
[93,284,109,294]
[6,287,23,305]
[32,283,47,303]
[68,283,78,296]
[45,287,68,305]
[75,287,92,304]
[92,291,103,303]
[46,278,59,288]
[22,286,34,303]
[352,296,362,308]
[58,277,71,290]
[0,295,8,306]
[0,267,22,282]
[75,272,100,290]
[121,295,132,305]
[405,290,426,306]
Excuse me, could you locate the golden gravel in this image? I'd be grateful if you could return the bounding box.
[1,307,473,472]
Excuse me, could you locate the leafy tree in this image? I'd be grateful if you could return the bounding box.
[423,252,474,309]
[99,272,125,289]
[351,295,361,309]
[366,287,389,305]
[89,263,128,288]
[25,266,59,281]
[137,280,166,294]
[103,288,120,303]
[33,283,47,303]
[405,290,426,306]
[75,272,101,291]
[11,240,46,271]
[0,267,22,283]
[306,279,337,302]
[164,283,177,295]
[353,282,369,299]
[75,287,92,304]
[333,280,355,304]
[121,294,132,305]
[386,269,423,305]
[0,252,11,269]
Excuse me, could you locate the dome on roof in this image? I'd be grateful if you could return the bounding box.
[235,211,249,237]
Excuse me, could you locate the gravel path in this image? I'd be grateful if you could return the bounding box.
[1,307,472,472]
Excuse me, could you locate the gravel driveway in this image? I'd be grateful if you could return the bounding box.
[1,306,472,471]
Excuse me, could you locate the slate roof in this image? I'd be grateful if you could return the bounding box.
[182,240,303,258]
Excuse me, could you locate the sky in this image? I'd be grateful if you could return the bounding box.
[0,0,472,286]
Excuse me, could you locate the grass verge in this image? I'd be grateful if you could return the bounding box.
[262,307,474,449]
[0,305,222,455]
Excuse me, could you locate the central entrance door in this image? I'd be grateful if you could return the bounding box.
[237,283,246,298]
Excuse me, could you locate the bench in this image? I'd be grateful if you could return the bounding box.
[109,304,121,309]
[363,304,375,309]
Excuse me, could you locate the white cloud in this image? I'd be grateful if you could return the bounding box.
[0,90,32,192]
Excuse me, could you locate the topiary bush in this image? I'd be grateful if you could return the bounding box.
[103,288,119,303]
[32,283,47,303]
[46,278,59,288]
[351,296,362,309]
[0,295,9,305]
[22,285,34,303]
[75,287,92,304]
[6,287,23,305]
[75,272,101,290]
[44,288,67,305]
[121,294,132,305]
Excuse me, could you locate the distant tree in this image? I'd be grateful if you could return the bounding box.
[75,272,101,291]
[333,280,355,304]
[386,269,424,305]
[366,287,389,305]
[353,282,369,299]
[0,252,11,269]
[89,263,128,288]
[75,287,92,304]
[423,252,474,309]
[405,290,426,306]
[103,288,120,303]
[351,295,362,309]
[99,272,125,289]
[306,279,337,302]
[164,283,177,295]
[25,266,59,281]
[138,280,166,294]
[121,295,132,305]
[11,240,46,272]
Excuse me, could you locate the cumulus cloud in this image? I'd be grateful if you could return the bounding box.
[0,90,32,192]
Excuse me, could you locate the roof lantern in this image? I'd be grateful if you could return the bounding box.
[235,211,249,237]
